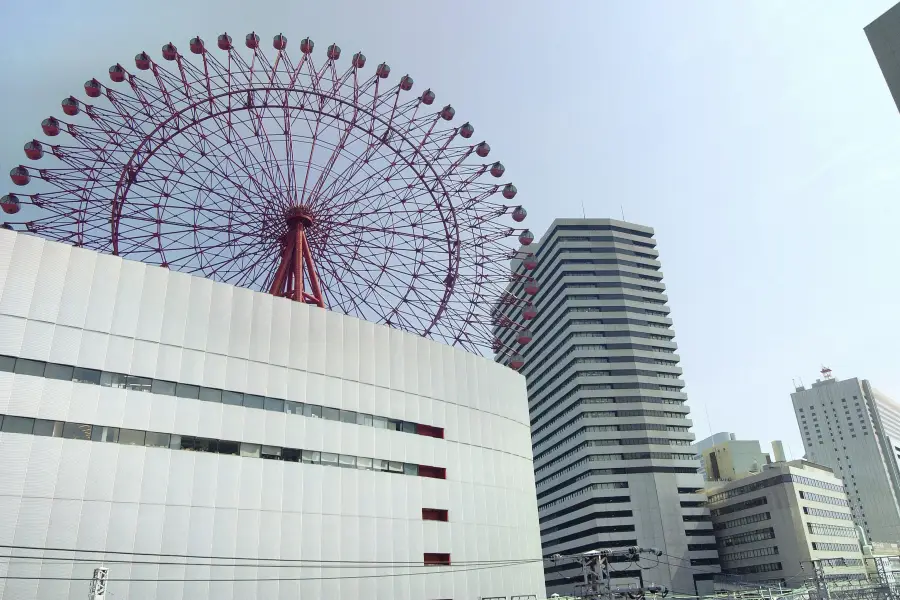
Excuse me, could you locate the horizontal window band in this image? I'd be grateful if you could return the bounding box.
[0,413,446,479]
[0,355,444,440]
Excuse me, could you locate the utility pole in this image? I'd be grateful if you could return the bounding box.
[561,546,665,600]
[812,560,830,600]
[88,566,108,600]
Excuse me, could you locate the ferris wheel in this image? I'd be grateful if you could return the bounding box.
[2,32,540,366]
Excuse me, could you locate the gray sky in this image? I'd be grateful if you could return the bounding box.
[2,0,899,457]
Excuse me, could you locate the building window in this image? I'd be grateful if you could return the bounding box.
[423,553,451,566]
[418,465,447,479]
[422,508,449,522]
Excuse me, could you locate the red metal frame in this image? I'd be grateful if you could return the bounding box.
[267,206,324,307]
[4,32,534,359]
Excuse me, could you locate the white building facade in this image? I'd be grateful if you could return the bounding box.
[791,375,900,543]
[706,461,867,585]
[0,229,546,600]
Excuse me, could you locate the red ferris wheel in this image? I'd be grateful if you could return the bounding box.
[2,32,539,365]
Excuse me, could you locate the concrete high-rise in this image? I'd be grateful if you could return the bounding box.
[791,373,900,544]
[495,219,718,597]
[865,2,900,113]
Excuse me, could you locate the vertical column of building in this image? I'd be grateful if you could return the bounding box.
[495,218,718,597]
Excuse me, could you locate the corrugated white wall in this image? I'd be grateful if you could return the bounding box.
[0,228,545,600]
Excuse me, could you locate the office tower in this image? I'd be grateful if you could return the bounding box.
[866,2,900,113]
[706,460,867,584]
[495,219,718,596]
[791,371,900,543]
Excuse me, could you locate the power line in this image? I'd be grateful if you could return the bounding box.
[0,543,544,567]
[0,558,544,582]
[0,553,537,569]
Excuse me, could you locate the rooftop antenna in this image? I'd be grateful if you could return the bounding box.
[581,200,586,219]
[620,204,625,221]
[821,366,833,380]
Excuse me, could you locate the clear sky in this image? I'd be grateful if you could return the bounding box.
[2,0,899,458]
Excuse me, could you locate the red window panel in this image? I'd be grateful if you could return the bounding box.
[418,465,446,480]
[416,424,445,439]
[423,553,451,566]
[422,508,449,522]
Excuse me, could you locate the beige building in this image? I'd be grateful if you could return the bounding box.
[705,460,867,585]
[700,438,772,482]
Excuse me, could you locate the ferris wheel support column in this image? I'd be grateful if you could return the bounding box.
[269,206,325,308]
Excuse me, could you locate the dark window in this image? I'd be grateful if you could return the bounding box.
[118,429,146,446]
[322,407,340,421]
[423,553,451,566]
[357,413,374,426]
[150,380,176,396]
[264,397,285,412]
[404,463,419,476]
[199,387,222,403]
[123,375,152,391]
[44,363,74,381]
[285,401,303,415]
[402,421,416,434]
[303,404,322,418]
[90,425,119,443]
[283,448,302,462]
[422,508,449,522]
[418,465,447,480]
[217,440,240,455]
[33,419,63,437]
[100,372,128,388]
[181,436,217,452]
[222,391,243,406]
[340,410,357,424]
[417,425,445,439]
[302,450,320,464]
[0,356,14,372]
[145,432,170,448]
[244,394,264,409]
[1,415,34,434]
[339,454,356,468]
[62,422,92,440]
[14,358,46,377]
[388,419,402,431]
[175,384,200,399]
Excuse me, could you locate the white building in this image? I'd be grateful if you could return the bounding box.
[706,460,867,585]
[494,219,717,597]
[0,229,546,600]
[791,374,900,543]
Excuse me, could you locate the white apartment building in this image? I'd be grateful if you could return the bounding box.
[791,374,900,543]
[706,460,867,585]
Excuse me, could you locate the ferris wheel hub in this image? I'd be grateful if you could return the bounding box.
[285,205,315,229]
